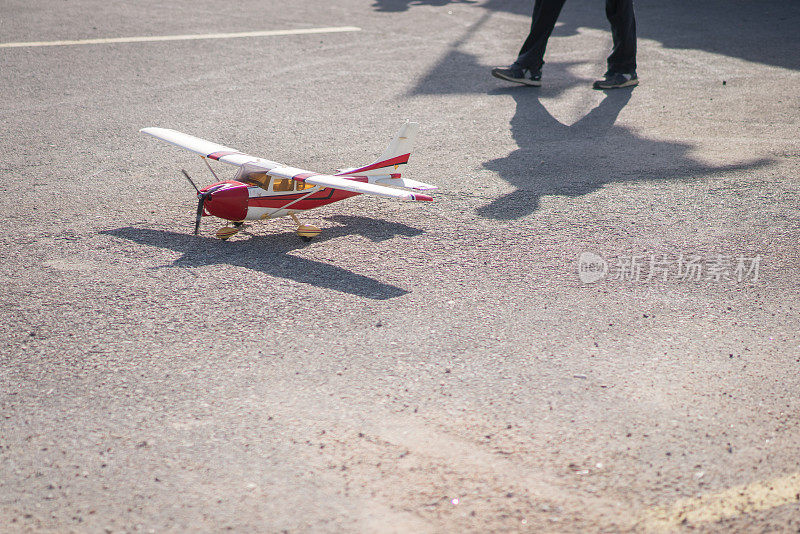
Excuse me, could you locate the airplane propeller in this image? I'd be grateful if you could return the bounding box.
[181,168,200,194]
[181,169,224,235]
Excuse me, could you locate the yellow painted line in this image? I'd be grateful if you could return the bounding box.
[640,472,800,531]
[0,26,361,49]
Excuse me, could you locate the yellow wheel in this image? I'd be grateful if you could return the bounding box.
[295,224,321,240]
[216,227,240,240]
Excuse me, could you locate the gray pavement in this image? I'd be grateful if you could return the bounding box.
[1,0,799,531]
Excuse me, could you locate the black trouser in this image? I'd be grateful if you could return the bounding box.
[515,0,637,74]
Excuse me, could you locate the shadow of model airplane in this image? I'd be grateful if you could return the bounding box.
[101,215,422,300]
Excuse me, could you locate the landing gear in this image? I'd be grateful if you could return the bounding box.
[214,216,321,242]
[216,221,244,240]
[290,213,321,241]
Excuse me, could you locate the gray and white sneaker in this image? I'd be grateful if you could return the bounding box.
[592,71,638,89]
[491,64,542,87]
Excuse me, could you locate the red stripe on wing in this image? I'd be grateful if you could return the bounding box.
[292,172,320,182]
[207,151,242,161]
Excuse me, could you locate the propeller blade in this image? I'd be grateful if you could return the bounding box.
[191,184,226,236]
[195,196,205,235]
[182,169,200,194]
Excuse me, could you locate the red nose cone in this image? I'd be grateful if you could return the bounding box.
[203,182,248,221]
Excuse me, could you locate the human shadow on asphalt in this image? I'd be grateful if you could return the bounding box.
[101,215,422,300]
[478,86,772,219]
[405,6,774,220]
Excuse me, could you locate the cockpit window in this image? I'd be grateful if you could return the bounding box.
[235,166,317,193]
[235,164,272,190]
[245,172,270,188]
[272,178,294,191]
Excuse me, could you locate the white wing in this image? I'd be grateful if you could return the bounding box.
[266,165,433,201]
[140,127,280,169]
[141,127,433,201]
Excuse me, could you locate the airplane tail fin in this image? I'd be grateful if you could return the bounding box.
[335,122,418,177]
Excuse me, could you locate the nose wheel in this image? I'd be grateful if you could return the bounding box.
[216,221,244,240]
[290,214,321,242]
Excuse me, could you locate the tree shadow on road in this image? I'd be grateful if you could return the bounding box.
[533,0,800,71]
[372,0,477,13]
[381,0,800,70]
[101,216,422,300]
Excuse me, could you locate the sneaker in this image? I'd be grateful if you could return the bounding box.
[592,71,638,89]
[491,64,542,86]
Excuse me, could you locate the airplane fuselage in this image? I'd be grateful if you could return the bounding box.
[200,179,362,222]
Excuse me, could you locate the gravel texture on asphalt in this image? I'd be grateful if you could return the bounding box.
[1,0,799,531]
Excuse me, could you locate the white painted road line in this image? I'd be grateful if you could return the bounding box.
[0,26,362,49]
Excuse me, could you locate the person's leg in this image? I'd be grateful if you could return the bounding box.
[604,0,636,74]
[516,0,569,72]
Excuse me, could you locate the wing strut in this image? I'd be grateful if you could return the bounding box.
[202,156,221,181]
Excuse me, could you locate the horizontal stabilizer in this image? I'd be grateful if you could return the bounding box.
[373,176,438,191]
[303,174,432,201]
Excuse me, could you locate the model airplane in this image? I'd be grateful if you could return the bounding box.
[140,122,435,240]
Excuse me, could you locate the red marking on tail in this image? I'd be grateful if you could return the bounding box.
[341,153,410,175]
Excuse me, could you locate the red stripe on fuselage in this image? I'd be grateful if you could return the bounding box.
[248,188,359,210]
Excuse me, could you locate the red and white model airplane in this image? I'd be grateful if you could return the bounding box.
[140,122,436,240]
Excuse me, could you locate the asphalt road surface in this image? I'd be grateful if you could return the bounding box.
[2,1,799,532]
